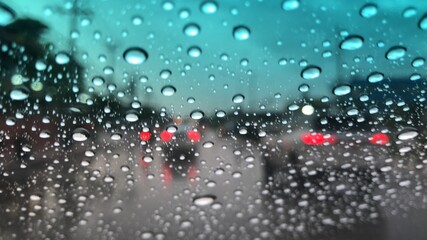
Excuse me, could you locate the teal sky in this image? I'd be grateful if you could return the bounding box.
[6,0,427,117]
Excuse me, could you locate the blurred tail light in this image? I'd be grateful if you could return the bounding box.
[160,130,174,142]
[301,132,336,145]
[187,129,201,142]
[139,131,151,141]
[370,133,389,145]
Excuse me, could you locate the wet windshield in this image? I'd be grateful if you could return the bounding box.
[1,0,427,239]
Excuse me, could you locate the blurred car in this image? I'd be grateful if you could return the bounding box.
[139,118,202,181]
[261,114,420,188]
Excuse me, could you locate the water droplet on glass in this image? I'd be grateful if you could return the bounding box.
[111,133,122,141]
[302,105,314,115]
[160,69,172,79]
[187,46,202,57]
[162,1,174,11]
[193,195,216,206]
[39,130,51,139]
[35,60,47,71]
[113,207,123,214]
[179,8,191,19]
[216,110,226,118]
[161,85,176,96]
[203,141,214,148]
[301,66,321,79]
[0,3,16,26]
[233,26,250,40]
[367,72,384,83]
[92,76,105,86]
[282,0,300,11]
[333,85,352,96]
[55,52,70,65]
[340,35,364,50]
[183,23,201,37]
[360,4,378,18]
[190,110,204,120]
[125,111,139,122]
[132,16,143,25]
[104,175,115,183]
[397,128,419,140]
[412,57,425,67]
[10,87,30,100]
[123,47,148,64]
[419,14,427,30]
[72,128,90,141]
[201,1,218,14]
[386,46,406,60]
[298,84,310,92]
[402,7,417,18]
[232,94,245,103]
[30,194,42,201]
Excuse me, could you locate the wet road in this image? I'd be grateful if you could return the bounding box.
[0,115,426,240]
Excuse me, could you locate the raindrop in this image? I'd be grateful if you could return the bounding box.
[201,1,218,14]
[113,207,123,214]
[39,130,51,139]
[179,8,191,19]
[187,46,202,57]
[111,133,122,141]
[92,76,105,86]
[35,60,47,71]
[419,14,427,30]
[281,0,300,11]
[10,87,30,100]
[55,52,70,65]
[333,85,352,96]
[104,175,115,183]
[203,141,214,148]
[125,111,139,122]
[360,4,378,18]
[397,128,419,140]
[5,118,15,126]
[232,94,245,103]
[0,3,16,26]
[131,16,143,25]
[193,195,216,206]
[412,57,425,67]
[160,69,172,79]
[72,128,90,141]
[403,7,417,18]
[216,110,226,118]
[298,84,310,92]
[233,26,250,40]
[162,1,174,11]
[30,194,42,201]
[190,110,204,120]
[367,72,384,83]
[121,165,130,172]
[302,105,314,115]
[288,104,299,111]
[301,66,321,79]
[385,46,406,60]
[123,47,148,64]
[183,23,201,37]
[340,35,364,50]
[161,85,176,96]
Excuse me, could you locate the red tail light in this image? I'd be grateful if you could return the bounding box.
[160,130,174,142]
[370,133,389,145]
[301,132,335,145]
[139,131,151,141]
[187,129,201,142]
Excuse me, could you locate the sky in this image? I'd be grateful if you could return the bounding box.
[5,0,427,117]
